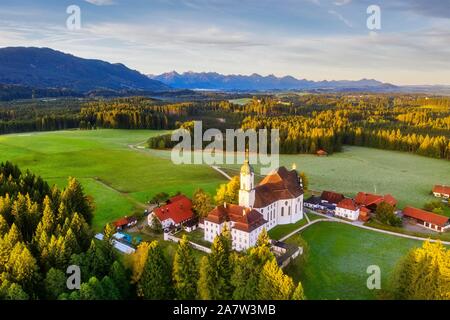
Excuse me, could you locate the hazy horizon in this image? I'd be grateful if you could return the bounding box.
[0,0,449,86]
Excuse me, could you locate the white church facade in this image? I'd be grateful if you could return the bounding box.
[204,156,305,251]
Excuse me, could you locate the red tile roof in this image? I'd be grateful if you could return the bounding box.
[114,216,137,228]
[321,191,345,204]
[205,203,267,233]
[153,195,194,224]
[114,217,129,228]
[403,206,449,227]
[316,149,328,156]
[433,185,450,195]
[337,198,358,211]
[355,192,397,207]
[253,167,304,208]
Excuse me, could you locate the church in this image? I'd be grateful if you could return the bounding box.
[203,155,304,251]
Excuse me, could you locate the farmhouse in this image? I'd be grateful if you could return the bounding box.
[432,185,450,199]
[354,192,397,211]
[113,216,137,231]
[402,206,450,232]
[320,191,345,205]
[335,198,360,221]
[148,194,194,229]
[204,155,304,251]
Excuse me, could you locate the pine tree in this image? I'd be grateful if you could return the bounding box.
[61,177,93,225]
[7,242,39,294]
[138,241,173,299]
[44,268,67,299]
[197,225,234,299]
[100,276,121,300]
[257,259,296,300]
[390,241,450,300]
[292,282,306,300]
[128,241,151,284]
[0,214,9,236]
[109,260,130,298]
[173,235,198,299]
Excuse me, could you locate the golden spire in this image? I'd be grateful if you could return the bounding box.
[240,148,253,175]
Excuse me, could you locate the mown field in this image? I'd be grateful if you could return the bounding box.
[220,146,450,215]
[0,129,226,231]
[285,222,424,300]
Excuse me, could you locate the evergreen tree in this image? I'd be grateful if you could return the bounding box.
[390,241,450,300]
[257,259,296,300]
[138,241,173,299]
[292,282,306,300]
[173,235,198,299]
[109,260,130,298]
[197,225,234,299]
[61,177,93,225]
[44,268,67,299]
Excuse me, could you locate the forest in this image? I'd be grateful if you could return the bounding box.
[1,94,450,161]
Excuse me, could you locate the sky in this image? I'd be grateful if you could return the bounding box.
[0,0,449,85]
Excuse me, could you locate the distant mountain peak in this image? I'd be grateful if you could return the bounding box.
[149,71,394,91]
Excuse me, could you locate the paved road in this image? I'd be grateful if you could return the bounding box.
[211,166,233,180]
[302,209,450,245]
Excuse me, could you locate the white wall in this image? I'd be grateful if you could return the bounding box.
[335,207,359,221]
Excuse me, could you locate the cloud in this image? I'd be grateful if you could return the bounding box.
[334,0,351,5]
[84,0,115,6]
[328,10,353,27]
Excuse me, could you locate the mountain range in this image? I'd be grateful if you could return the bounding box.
[0,47,169,92]
[149,71,399,92]
[0,47,448,97]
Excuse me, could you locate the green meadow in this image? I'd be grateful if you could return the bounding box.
[0,129,226,231]
[285,222,423,300]
[221,145,450,214]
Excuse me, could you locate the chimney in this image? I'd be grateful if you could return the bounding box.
[243,209,246,216]
[224,202,227,208]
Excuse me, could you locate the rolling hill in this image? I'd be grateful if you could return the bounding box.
[0,47,170,92]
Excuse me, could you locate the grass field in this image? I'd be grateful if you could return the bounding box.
[228,98,252,105]
[220,146,450,215]
[0,129,227,231]
[285,222,424,300]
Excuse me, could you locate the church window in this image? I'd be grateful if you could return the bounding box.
[281,207,284,216]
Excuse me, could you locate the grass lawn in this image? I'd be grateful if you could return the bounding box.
[0,129,227,231]
[268,218,308,240]
[221,146,450,213]
[284,222,425,300]
[306,211,326,222]
[177,229,212,247]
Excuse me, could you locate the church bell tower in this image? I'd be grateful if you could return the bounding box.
[239,149,255,208]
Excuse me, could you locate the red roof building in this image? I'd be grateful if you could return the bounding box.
[355,192,397,210]
[403,206,450,232]
[320,191,345,205]
[432,185,450,198]
[316,149,328,156]
[113,216,138,230]
[204,203,267,251]
[150,194,194,228]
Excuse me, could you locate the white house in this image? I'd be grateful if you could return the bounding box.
[335,198,360,221]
